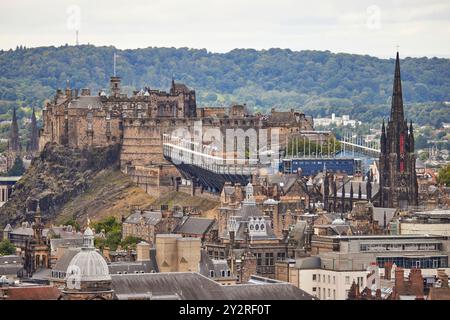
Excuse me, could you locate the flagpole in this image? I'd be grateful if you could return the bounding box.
[114,53,116,77]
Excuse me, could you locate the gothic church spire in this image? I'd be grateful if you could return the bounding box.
[390,52,404,123]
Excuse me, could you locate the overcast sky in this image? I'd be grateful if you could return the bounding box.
[1,0,449,58]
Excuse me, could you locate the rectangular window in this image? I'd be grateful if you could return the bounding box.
[333,276,336,284]
[265,253,274,266]
[345,276,350,285]
[328,289,331,297]
[328,275,331,283]
[257,253,263,266]
[313,274,317,281]
[433,259,439,268]
[333,290,336,300]
[277,252,286,261]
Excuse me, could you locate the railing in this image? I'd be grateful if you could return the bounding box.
[163,134,266,176]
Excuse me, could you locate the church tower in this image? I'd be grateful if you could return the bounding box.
[379,52,418,209]
[27,107,39,154]
[9,107,20,152]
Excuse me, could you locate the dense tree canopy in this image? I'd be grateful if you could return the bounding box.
[0,239,16,255]
[0,45,449,130]
[437,163,450,187]
[5,156,25,176]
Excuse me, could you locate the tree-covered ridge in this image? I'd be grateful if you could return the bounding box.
[0,45,449,128]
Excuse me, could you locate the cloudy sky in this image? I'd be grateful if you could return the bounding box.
[1,0,449,58]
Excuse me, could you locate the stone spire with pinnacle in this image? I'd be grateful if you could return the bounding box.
[379,51,418,208]
[28,107,39,152]
[9,107,20,152]
[390,52,404,123]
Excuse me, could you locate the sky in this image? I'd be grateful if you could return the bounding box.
[0,0,449,58]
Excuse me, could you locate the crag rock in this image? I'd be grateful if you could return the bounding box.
[0,143,120,227]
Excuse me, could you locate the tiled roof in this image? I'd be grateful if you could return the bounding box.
[5,286,61,300]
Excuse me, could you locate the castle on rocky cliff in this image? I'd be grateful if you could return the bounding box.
[39,77,319,196]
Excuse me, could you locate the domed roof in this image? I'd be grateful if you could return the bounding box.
[65,226,111,283]
[66,249,111,282]
[331,218,346,225]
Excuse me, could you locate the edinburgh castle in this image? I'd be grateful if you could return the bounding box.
[39,77,317,197]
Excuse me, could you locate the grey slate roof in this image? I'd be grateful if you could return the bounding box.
[0,255,23,276]
[124,210,162,225]
[111,272,315,300]
[50,238,84,252]
[174,217,215,236]
[109,249,159,274]
[52,248,80,273]
[240,203,264,219]
[199,250,232,279]
[68,96,103,109]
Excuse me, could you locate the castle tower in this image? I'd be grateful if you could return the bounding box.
[9,107,20,152]
[379,52,418,209]
[110,76,121,98]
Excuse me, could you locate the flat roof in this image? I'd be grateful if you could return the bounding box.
[0,176,22,182]
[314,234,447,240]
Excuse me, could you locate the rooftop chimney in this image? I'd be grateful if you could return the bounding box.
[136,241,151,262]
[80,88,91,96]
[395,268,405,293]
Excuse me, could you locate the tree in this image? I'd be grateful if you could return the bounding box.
[437,163,450,187]
[0,239,16,255]
[92,216,122,250]
[6,156,25,176]
[120,236,145,249]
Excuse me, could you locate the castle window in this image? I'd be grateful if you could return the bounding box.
[210,270,215,277]
[221,270,226,277]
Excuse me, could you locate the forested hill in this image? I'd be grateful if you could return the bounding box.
[0,45,449,127]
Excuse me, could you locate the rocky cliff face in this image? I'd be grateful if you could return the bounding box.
[0,143,122,227]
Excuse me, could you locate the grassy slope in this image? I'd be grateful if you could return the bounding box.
[148,191,220,219]
[55,171,220,225]
[54,168,155,225]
